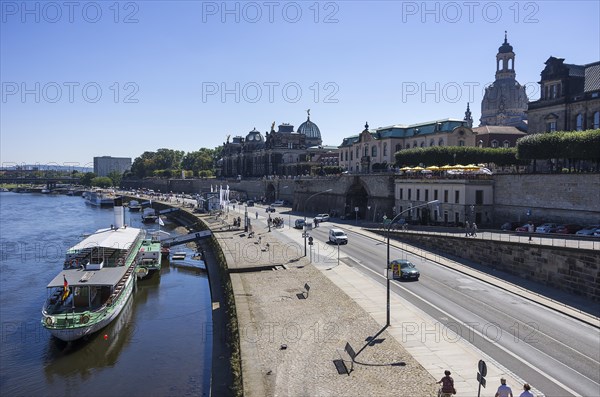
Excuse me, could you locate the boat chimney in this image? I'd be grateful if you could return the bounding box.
[113,197,125,229]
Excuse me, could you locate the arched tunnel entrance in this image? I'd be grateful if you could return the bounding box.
[343,182,369,221]
[265,184,276,203]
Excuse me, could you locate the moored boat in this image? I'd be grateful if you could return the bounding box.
[40,198,159,342]
[85,189,115,207]
[141,207,158,224]
[128,200,142,212]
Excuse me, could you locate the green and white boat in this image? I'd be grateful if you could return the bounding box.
[41,198,160,342]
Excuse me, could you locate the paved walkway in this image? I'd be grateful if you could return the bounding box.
[152,199,598,396]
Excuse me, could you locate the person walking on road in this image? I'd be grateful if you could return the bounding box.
[436,370,455,397]
[255,211,258,219]
[495,378,513,397]
[519,383,533,397]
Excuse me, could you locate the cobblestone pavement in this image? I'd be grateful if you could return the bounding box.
[212,222,439,397]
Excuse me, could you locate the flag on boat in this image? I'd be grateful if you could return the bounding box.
[158,216,164,226]
[62,274,70,301]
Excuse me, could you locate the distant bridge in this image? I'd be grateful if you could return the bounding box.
[0,177,80,186]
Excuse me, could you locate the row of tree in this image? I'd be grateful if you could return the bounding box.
[129,148,222,179]
[395,129,600,169]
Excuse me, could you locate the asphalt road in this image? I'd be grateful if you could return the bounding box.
[190,202,599,396]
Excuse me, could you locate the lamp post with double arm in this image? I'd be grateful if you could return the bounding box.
[303,188,333,257]
[385,199,439,326]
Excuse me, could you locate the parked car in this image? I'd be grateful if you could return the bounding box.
[554,224,583,234]
[271,200,284,207]
[501,221,521,231]
[246,200,255,207]
[536,223,559,233]
[516,223,535,232]
[314,213,330,222]
[266,206,276,213]
[576,225,600,236]
[389,259,420,281]
[328,228,348,245]
[294,219,306,229]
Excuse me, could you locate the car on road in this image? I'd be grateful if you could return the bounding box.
[271,200,285,207]
[576,225,600,236]
[294,219,306,229]
[389,259,420,281]
[536,223,559,233]
[328,228,348,245]
[246,200,255,207]
[314,213,330,222]
[266,206,276,213]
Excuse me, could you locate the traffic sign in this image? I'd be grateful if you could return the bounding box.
[302,233,309,238]
[478,360,487,377]
[477,372,486,388]
[354,206,359,212]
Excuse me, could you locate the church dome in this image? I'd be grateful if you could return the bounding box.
[297,117,321,140]
[498,33,513,53]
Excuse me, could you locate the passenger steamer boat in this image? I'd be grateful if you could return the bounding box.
[41,198,161,342]
[85,189,116,207]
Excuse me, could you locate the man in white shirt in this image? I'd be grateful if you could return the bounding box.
[495,378,513,397]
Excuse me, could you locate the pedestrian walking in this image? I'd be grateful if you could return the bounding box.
[465,221,470,237]
[519,383,533,397]
[495,378,513,397]
[527,221,534,241]
[255,211,258,219]
[436,370,455,397]
[471,222,478,237]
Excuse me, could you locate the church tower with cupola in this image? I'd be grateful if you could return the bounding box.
[480,32,528,131]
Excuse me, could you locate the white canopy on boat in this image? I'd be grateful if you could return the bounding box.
[68,227,142,252]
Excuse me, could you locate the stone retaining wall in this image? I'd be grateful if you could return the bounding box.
[389,232,600,301]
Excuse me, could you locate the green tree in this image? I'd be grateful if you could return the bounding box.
[80,172,97,187]
[91,176,113,188]
[107,171,123,187]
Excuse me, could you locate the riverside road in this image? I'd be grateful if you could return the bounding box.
[225,202,599,397]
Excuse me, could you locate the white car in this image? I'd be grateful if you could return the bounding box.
[271,200,284,207]
[535,223,558,233]
[329,228,348,245]
[314,213,330,222]
[576,225,599,236]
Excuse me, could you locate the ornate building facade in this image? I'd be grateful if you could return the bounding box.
[217,112,327,178]
[527,57,600,134]
[338,119,476,173]
[480,33,528,131]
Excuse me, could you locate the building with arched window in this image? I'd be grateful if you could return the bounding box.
[338,119,475,173]
[527,57,600,133]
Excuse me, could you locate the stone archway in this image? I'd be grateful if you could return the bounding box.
[265,184,276,203]
[344,180,369,220]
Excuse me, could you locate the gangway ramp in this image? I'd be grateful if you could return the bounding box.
[161,230,212,247]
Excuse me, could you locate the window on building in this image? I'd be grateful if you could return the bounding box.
[434,190,438,200]
[345,151,348,161]
[594,112,600,129]
[356,147,359,158]
[383,143,388,156]
[350,151,353,161]
[364,146,369,157]
[372,146,377,157]
[546,121,557,132]
[475,190,483,205]
[420,141,425,147]
[416,189,420,201]
[430,139,435,147]
[438,138,444,146]
[576,113,584,131]
[395,144,402,152]
[459,140,465,146]
[455,190,459,204]
[503,140,510,148]
[413,141,417,148]
[400,188,403,199]
[425,190,429,201]
[491,140,499,148]
[406,143,410,149]
[444,190,448,203]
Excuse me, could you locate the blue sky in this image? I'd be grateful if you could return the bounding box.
[1,0,599,167]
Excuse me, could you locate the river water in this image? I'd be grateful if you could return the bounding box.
[0,192,212,396]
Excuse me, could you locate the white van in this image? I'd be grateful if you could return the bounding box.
[329,228,348,245]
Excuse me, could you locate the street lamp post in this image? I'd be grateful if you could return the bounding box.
[303,188,333,257]
[385,199,439,326]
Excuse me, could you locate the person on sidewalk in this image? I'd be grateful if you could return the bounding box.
[495,378,513,397]
[527,221,534,241]
[465,221,470,237]
[471,222,478,237]
[519,383,533,397]
[436,370,455,397]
